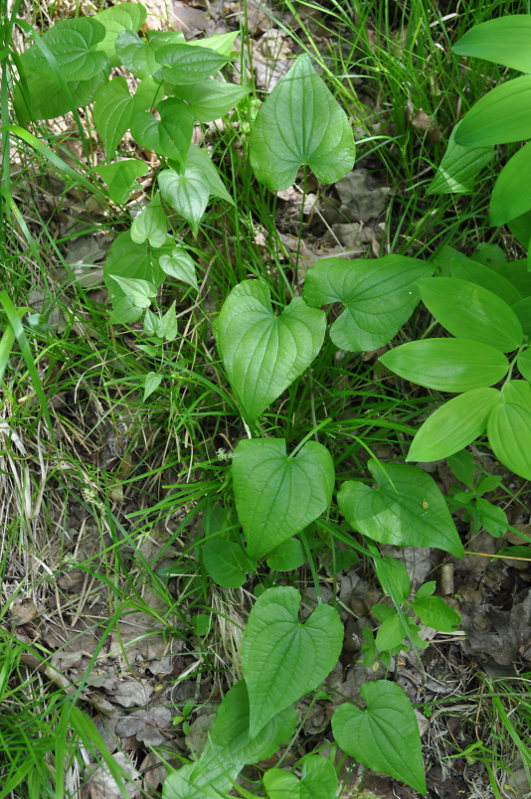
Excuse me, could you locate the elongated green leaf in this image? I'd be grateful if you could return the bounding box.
[447,254,521,305]
[232,438,334,560]
[380,338,509,392]
[130,98,193,166]
[264,756,337,799]
[488,380,531,479]
[456,76,531,146]
[94,3,147,61]
[93,77,134,158]
[250,53,355,190]
[21,17,108,81]
[408,388,501,462]
[490,141,531,225]
[158,145,232,233]
[156,43,229,84]
[518,349,531,382]
[427,121,493,195]
[416,277,522,352]
[130,192,167,248]
[159,248,199,291]
[213,280,326,424]
[164,681,297,799]
[338,460,463,557]
[241,586,343,738]
[412,596,461,632]
[303,255,432,351]
[453,16,531,72]
[332,682,426,795]
[171,80,249,122]
[95,158,149,204]
[513,298,531,337]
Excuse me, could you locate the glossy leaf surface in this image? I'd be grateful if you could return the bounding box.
[453,16,531,72]
[456,76,531,146]
[488,380,531,479]
[380,338,509,392]
[427,121,493,195]
[490,141,531,225]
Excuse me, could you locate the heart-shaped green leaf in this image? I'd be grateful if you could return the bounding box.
[241,586,343,738]
[416,277,522,352]
[158,145,232,233]
[332,681,426,795]
[214,281,325,424]
[249,54,355,190]
[488,380,531,480]
[172,80,249,122]
[407,388,502,462]
[232,438,334,560]
[96,158,149,204]
[131,98,193,167]
[264,755,338,799]
[22,17,108,81]
[130,192,167,248]
[338,459,463,557]
[94,3,147,62]
[380,338,509,392]
[202,538,256,588]
[159,248,199,291]
[104,231,164,298]
[94,77,134,158]
[304,255,432,351]
[155,43,229,84]
[115,29,157,79]
[412,596,461,632]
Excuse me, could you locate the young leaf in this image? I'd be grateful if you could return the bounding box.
[189,29,240,56]
[171,80,250,122]
[130,192,168,248]
[380,338,509,392]
[164,681,297,799]
[159,248,199,291]
[375,613,409,651]
[490,141,531,226]
[131,98,193,167]
[455,76,531,147]
[453,16,531,72]
[213,280,326,424]
[143,371,162,400]
[412,595,461,632]
[416,277,522,353]
[232,438,334,560]
[303,255,432,351]
[488,380,531,480]
[427,121,493,195]
[332,681,426,795]
[517,349,531,383]
[93,77,134,158]
[21,17,109,81]
[475,498,508,537]
[155,43,229,84]
[266,538,306,572]
[447,450,476,489]
[104,231,164,297]
[93,2,147,62]
[108,275,155,308]
[338,460,464,557]
[95,159,149,204]
[241,586,343,738]
[202,539,256,588]
[115,29,156,79]
[158,145,232,233]
[249,53,355,190]
[407,388,502,462]
[264,756,337,799]
[375,556,411,604]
